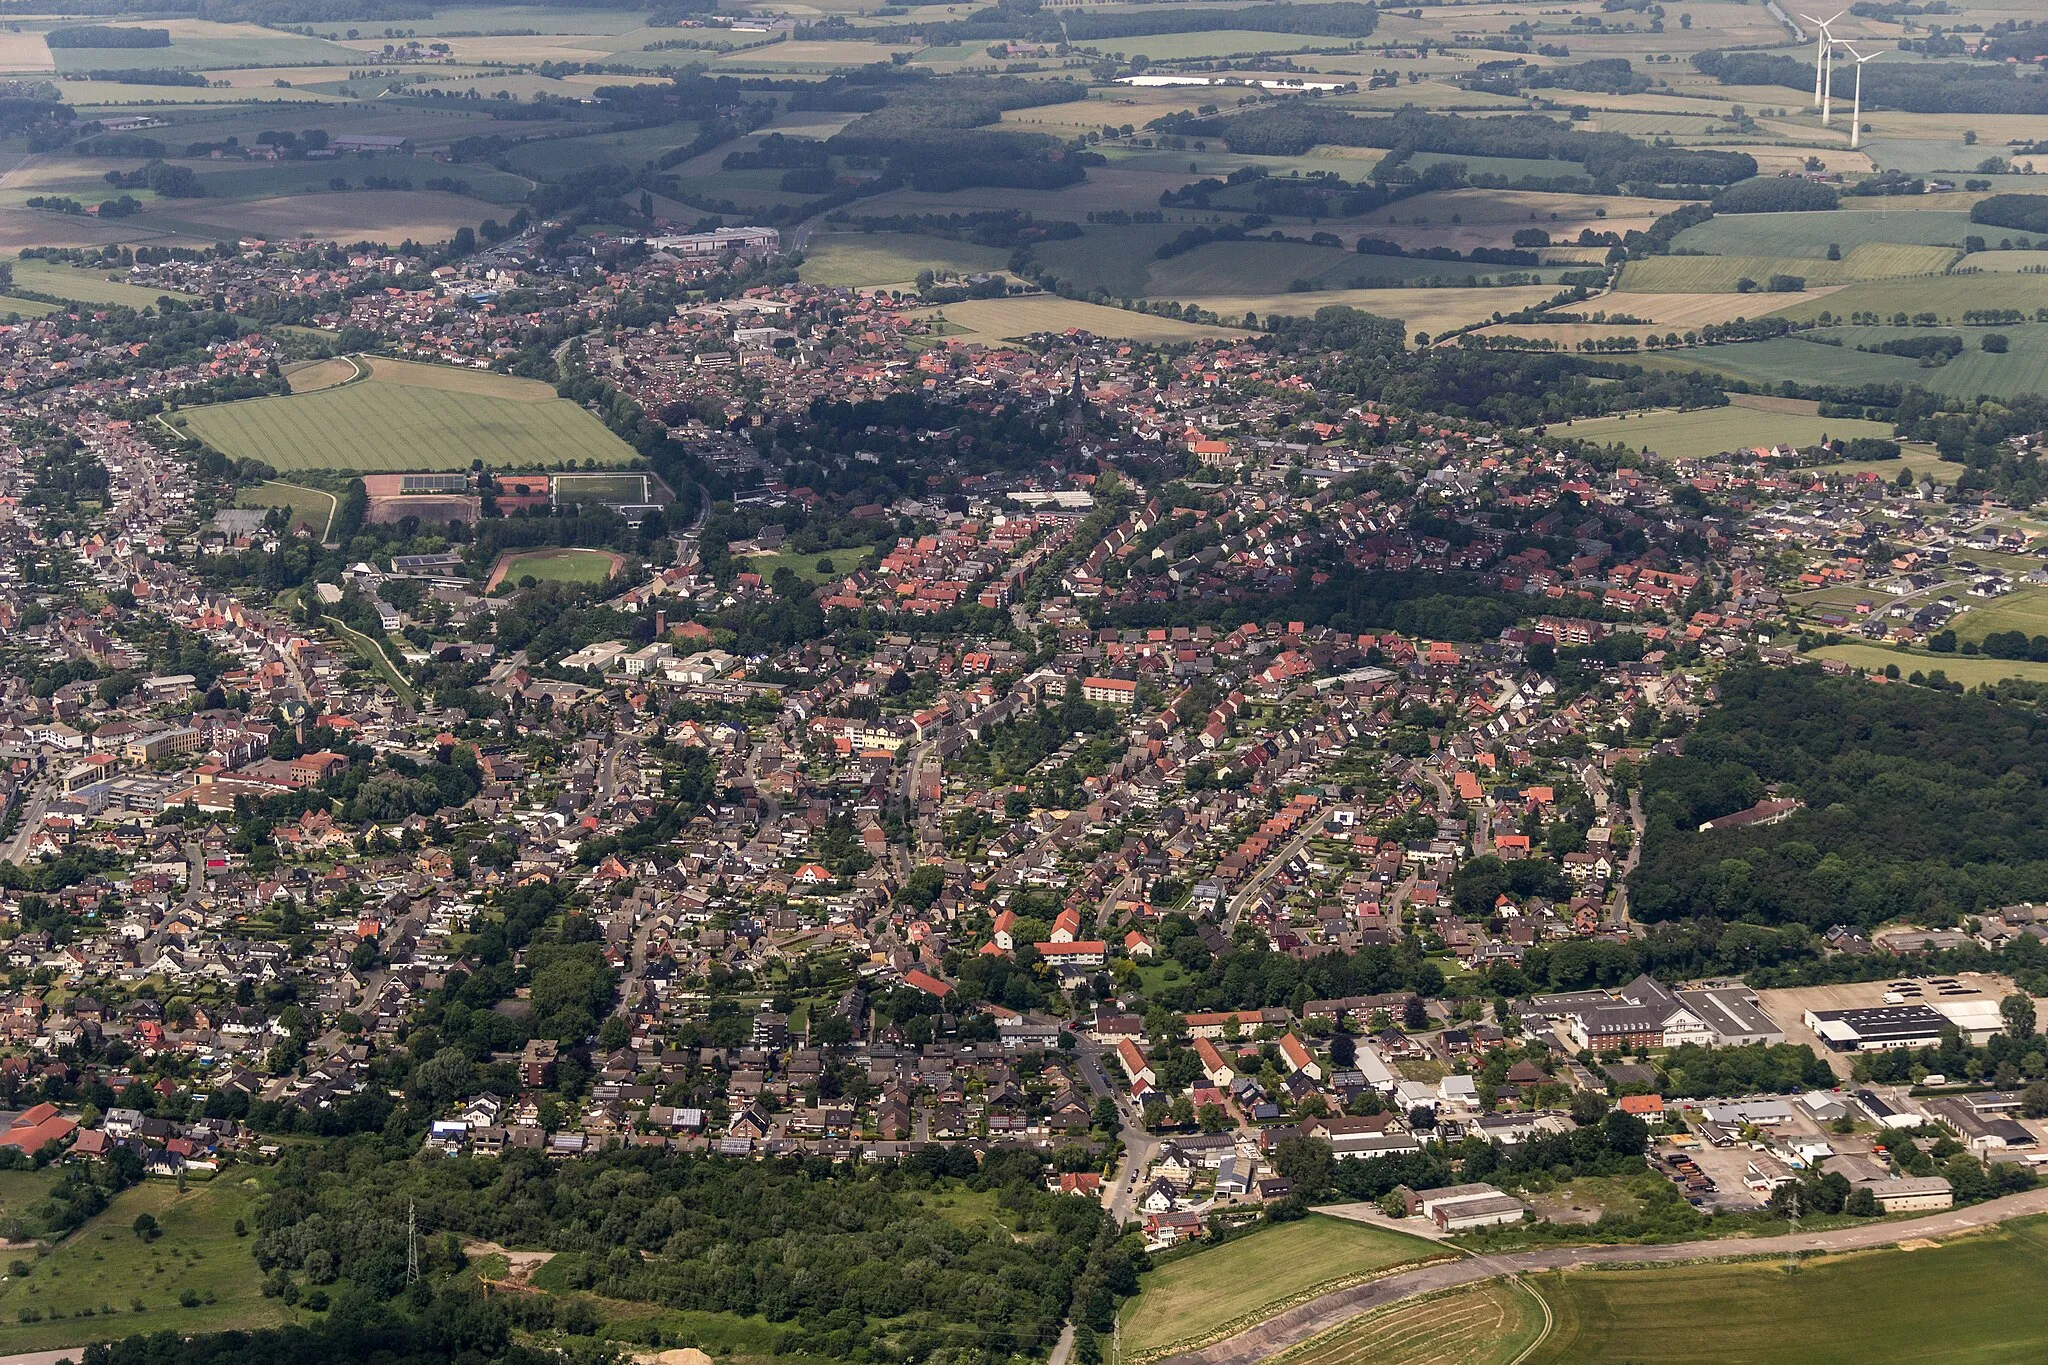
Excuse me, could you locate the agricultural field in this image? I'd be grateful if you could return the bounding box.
[1811,643,2048,687]
[282,357,358,393]
[180,358,636,473]
[1657,325,2048,401]
[1526,1218,2048,1364]
[1947,586,2048,646]
[0,1178,288,1357]
[1117,1215,1442,1360]
[505,123,702,179]
[9,260,198,309]
[1616,244,1959,294]
[1671,210,1976,258]
[801,232,1013,290]
[1773,271,2048,323]
[1271,1280,1550,1365]
[1554,403,1898,460]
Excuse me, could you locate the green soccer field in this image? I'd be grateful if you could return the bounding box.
[181,374,638,473]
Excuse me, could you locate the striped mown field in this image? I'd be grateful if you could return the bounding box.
[182,362,635,473]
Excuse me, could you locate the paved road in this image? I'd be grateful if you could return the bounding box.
[1222,811,1327,933]
[2,770,52,865]
[1161,1186,2048,1365]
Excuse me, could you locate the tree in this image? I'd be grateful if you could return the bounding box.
[1402,995,1429,1030]
[1570,1089,1608,1128]
[1329,1033,1357,1068]
[2005,992,2036,1043]
[1273,1134,1335,1196]
[1602,1107,1649,1156]
[132,1213,158,1241]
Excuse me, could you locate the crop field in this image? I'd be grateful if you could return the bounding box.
[0,294,59,318]
[1119,1216,1442,1360]
[1199,284,1557,333]
[801,232,1013,290]
[1773,271,2048,323]
[283,357,358,393]
[181,359,636,472]
[910,296,1249,344]
[1617,244,1959,293]
[1270,1280,1549,1365]
[1554,403,1896,460]
[236,479,337,540]
[9,261,199,309]
[505,123,702,179]
[1811,642,2048,686]
[0,1178,288,1357]
[1527,1217,2048,1364]
[1638,334,1926,388]
[1659,325,2048,400]
[1671,210,1976,258]
[1946,586,2048,645]
[135,189,495,246]
[1143,241,1563,299]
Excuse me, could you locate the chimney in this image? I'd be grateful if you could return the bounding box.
[654,609,667,636]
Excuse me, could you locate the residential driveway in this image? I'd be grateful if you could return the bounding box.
[1160,1186,2048,1365]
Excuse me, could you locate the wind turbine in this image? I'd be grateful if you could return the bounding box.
[1839,42,1880,149]
[1799,10,1844,113]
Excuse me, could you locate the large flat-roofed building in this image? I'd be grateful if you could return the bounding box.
[1806,1003,1948,1051]
[1523,974,1785,1051]
[1806,999,2005,1050]
[645,226,781,258]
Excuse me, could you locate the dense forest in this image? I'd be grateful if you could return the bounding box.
[1972,194,2048,236]
[1158,106,1755,192]
[254,1140,1119,1361]
[1629,666,2048,931]
[845,0,1378,45]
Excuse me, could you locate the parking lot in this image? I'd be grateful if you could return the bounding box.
[1756,973,2029,1079]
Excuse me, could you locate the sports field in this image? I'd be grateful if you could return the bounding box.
[1117,1215,1442,1360]
[182,358,636,473]
[553,472,652,506]
[1270,1280,1548,1365]
[1556,404,1897,460]
[1525,1217,2048,1363]
[490,547,622,590]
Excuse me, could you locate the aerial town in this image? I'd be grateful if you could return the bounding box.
[0,205,2042,1365]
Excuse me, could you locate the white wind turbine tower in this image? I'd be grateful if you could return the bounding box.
[1839,42,1880,149]
[1799,10,1844,115]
